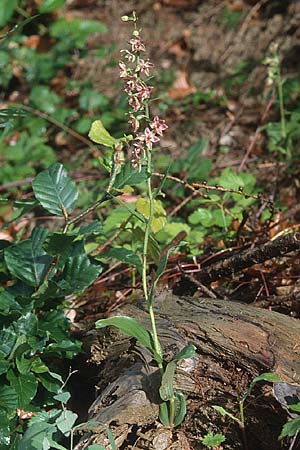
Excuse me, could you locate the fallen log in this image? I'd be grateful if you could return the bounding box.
[75,294,300,450]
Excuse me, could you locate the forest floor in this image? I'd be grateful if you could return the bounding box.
[2,0,300,449]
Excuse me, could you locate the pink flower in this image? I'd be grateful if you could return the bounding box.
[128,93,143,112]
[138,127,160,150]
[126,79,136,92]
[119,61,129,78]
[128,114,140,132]
[150,116,168,136]
[136,81,152,101]
[130,37,146,52]
[135,59,153,76]
[120,49,136,63]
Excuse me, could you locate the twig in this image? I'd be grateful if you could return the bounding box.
[196,232,300,284]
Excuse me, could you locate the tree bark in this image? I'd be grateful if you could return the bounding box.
[75,294,300,450]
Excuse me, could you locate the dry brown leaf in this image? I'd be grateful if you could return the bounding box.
[167,70,196,100]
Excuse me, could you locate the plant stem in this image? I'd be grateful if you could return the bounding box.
[277,76,286,139]
[142,147,162,369]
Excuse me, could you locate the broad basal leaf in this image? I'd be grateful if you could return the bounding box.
[96,316,159,361]
[4,239,52,287]
[32,163,78,217]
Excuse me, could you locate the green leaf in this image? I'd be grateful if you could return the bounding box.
[0,353,10,376]
[53,392,71,404]
[38,372,61,394]
[0,411,11,446]
[0,385,18,410]
[39,0,65,13]
[149,251,170,303]
[279,417,300,439]
[174,344,196,361]
[212,406,241,425]
[55,410,78,436]
[18,421,56,450]
[105,428,117,450]
[173,391,187,427]
[88,120,117,147]
[0,0,18,28]
[114,163,148,189]
[29,86,61,114]
[159,361,176,401]
[106,248,142,273]
[7,371,37,408]
[250,372,281,391]
[4,239,52,287]
[87,446,106,450]
[188,208,214,227]
[44,233,77,256]
[62,254,102,293]
[95,316,158,361]
[202,432,226,447]
[32,163,78,217]
[159,401,170,427]
[50,18,107,48]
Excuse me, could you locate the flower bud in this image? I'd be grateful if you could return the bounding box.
[121,15,130,21]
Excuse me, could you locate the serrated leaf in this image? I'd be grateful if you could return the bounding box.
[63,254,102,292]
[279,417,300,439]
[7,371,37,408]
[114,163,148,189]
[202,432,226,447]
[32,163,78,217]
[4,239,52,287]
[88,120,117,147]
[55,410,78,436]
[95,316,158,361]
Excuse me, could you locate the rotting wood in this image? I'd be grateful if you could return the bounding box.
[75,294,300,449]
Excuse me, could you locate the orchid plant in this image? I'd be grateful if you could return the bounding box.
[90,12,196,428]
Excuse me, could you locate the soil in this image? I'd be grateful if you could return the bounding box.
[57,1,300,449]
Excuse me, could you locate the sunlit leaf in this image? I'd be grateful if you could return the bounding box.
[88,120,117,147]
[96,316,159,361]
[202,432,226,447]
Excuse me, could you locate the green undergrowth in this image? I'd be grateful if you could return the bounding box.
[1,3,300,450]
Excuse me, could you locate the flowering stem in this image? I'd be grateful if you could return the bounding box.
[142,147,163,369]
